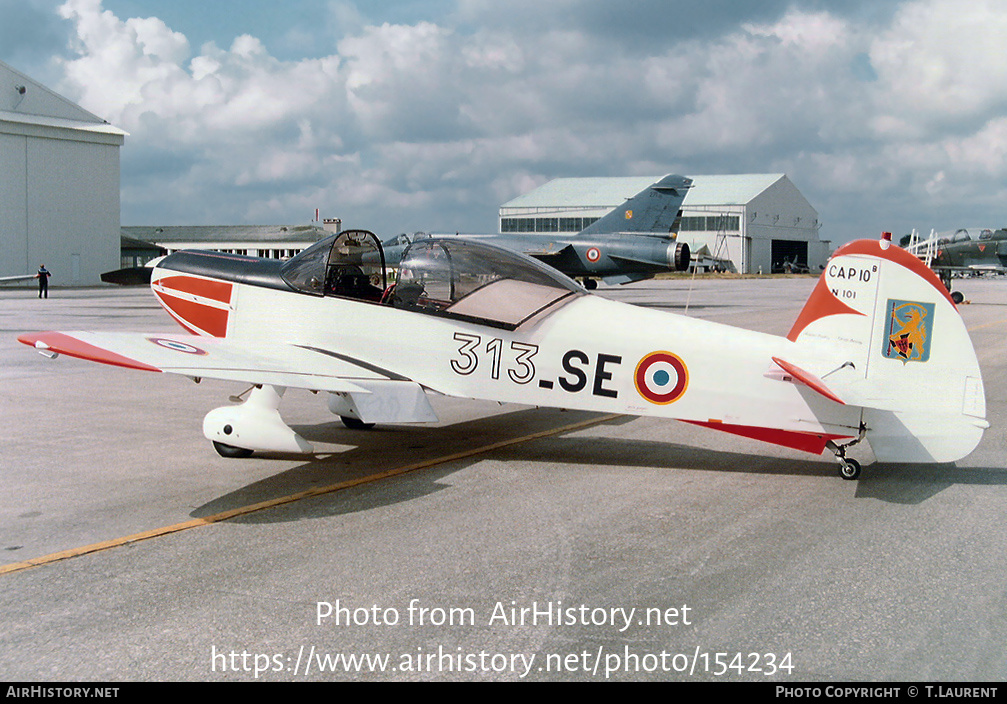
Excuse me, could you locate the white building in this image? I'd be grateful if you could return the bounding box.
[121,219,339,266]
[499,174,830,274]
[122,225,325,261]
[0,61,125,285]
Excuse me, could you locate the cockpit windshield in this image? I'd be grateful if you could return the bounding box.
[391,238,583,329]
[281,229,386,300]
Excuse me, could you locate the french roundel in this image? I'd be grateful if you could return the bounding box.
[634,351,688,404]
[586,247,601,263]
[147,337,207,355]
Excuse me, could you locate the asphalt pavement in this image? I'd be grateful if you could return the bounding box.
[1,275,1005,681]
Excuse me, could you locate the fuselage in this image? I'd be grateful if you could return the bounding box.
[932,228,1007,270]
[384,231,690,284]
[151,250,861,454]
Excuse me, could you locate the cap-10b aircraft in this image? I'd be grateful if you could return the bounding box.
[381,174,694,290]
[20,230,987,480]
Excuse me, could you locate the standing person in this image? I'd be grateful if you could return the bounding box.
[36,265,51,299]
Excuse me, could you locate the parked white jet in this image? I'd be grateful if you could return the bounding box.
[19,230,987,480]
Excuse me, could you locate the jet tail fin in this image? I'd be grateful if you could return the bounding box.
[788,233,987,463]
[578,174,692,236]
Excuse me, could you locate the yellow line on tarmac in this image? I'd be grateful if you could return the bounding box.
[0,413,623,577]
[967,317,1007,333]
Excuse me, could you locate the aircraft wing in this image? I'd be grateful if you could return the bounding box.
[0,274,37,284]
[18,330,398,394]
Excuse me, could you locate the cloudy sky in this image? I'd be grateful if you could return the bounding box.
[3,0,1007,245]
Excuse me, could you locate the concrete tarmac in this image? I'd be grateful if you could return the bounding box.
[1,275,1006,681]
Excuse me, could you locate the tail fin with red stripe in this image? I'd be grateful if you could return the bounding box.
[788,233,986,463]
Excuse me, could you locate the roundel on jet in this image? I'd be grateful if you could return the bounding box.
[634,351,688,404]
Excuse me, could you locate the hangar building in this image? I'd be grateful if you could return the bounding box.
[0,61,125,285]
[120,218,338,268]
[499,174,830,274]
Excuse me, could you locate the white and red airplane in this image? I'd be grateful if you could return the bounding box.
[19,230,987,480]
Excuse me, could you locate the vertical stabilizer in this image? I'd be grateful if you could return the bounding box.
[578,174,692,236]
[788,234,987,463]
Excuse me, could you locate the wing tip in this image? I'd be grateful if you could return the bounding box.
[18,331,163,372]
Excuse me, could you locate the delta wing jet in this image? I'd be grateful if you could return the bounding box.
[382,174,694,289]
[20,230,987,480]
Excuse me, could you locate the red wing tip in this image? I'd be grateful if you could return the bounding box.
[18,331,162,372]
[17,332,43,346]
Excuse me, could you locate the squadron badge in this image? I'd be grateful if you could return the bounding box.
[882,299,934,363]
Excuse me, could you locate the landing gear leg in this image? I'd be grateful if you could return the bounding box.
[826,423,867,481]
[203,384,313,455]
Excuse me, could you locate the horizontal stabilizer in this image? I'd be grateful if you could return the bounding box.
[769,356,846,405]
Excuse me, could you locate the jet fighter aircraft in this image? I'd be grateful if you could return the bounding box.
[19,230,987,480]
[382,174,694,289]
[906,227,1007,303]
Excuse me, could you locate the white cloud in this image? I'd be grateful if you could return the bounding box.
[45,0,1007,239]
[870,0,1007,124]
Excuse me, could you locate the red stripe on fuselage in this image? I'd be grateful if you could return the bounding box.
[156,275,233,304]
[17,332,162,372]
[681,419,850,454]
[153,290,229,337]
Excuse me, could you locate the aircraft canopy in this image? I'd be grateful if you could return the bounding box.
[281,231,583,329]
[393,238,583,329]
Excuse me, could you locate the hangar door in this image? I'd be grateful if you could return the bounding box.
[771,240,808,273]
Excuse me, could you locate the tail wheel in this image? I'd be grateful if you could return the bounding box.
[213,441,254,458]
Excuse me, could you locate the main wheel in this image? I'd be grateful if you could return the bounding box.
[213,441,254,458]
[340,416,376,430]
[838,458,861,480]
[951,291,964,304]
